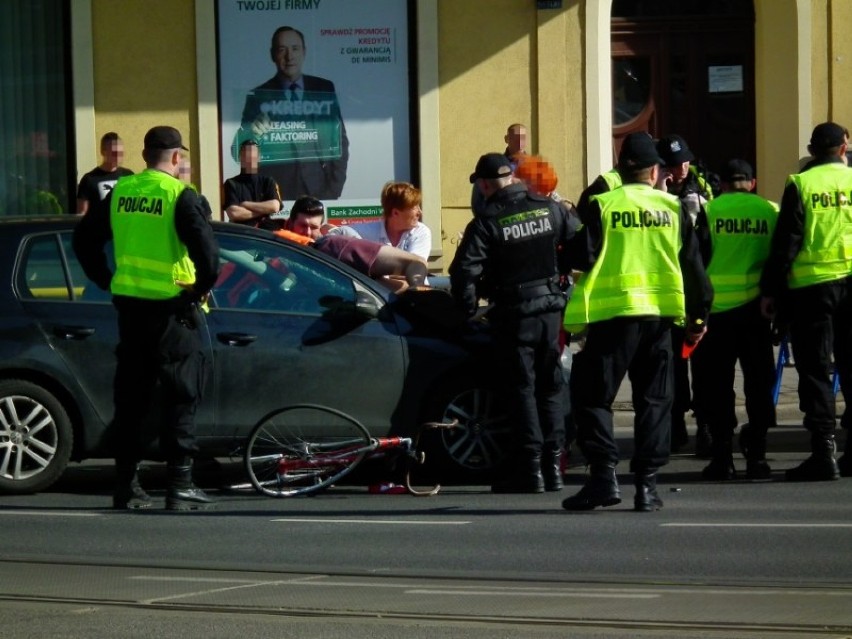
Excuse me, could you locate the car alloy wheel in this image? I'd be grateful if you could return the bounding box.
[433,384,512,473]
[0,380,73,494]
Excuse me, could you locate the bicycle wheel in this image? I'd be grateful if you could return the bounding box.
[244,404,372,497]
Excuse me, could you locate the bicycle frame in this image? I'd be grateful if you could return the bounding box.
[243,403,459,497]
[275,436,416,476]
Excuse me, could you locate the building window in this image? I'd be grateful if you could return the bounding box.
[0,0,73,216]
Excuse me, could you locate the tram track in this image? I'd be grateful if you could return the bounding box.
[1,559,850,638]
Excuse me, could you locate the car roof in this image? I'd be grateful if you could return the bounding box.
[0,215,391,301]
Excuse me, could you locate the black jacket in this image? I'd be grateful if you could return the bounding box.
[450,183,577,317]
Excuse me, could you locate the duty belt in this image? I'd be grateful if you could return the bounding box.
[496,276,560,302]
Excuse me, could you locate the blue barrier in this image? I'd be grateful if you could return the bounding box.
[773,334,840,405]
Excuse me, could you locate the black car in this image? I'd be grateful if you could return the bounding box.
[0,217,520,494]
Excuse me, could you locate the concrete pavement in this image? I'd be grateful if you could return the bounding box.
[606,346,847,456]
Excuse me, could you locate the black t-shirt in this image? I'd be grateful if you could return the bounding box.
[222,172,281,225]
[76,166,134,213]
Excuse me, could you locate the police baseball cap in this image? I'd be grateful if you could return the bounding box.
[721,158,754,182]
[809,122,848,150]
[144,126,188,151]
[618,132,664,170]
[657,134,695,166]
[469,153,513,183]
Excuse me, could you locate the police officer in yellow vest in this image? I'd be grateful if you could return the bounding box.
[73,126,220,510]
[562,132,713,512]
[760,121,852,481]
[691,159,778,481]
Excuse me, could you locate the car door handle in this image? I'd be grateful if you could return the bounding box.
[53,325,96,340]
[216,332,258,347]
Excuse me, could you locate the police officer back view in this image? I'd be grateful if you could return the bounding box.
[73,126,220,510]
[760,121,852,481]
[450,153,576,493]
[691,159,779,480]
[562,133,713,512]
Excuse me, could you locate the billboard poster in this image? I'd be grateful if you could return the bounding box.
[217,0,411,223]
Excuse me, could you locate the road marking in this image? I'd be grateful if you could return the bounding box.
[661,523,852,528]
[127,575,852,599]
[0,511,101,517]
[406,589,659,599]
[270,518,470,525]
[130,576,271,584]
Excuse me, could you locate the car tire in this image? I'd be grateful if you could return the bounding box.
[0,379,73,494]
[419,374,513,480]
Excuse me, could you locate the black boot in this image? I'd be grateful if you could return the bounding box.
[741,427,772,480]
[113,462,152,510]
[633,472,663,512]
[166,460,216,510]
[701,435,736,480]
[785,432,840,482]
[541,447,564,492]
[837,431,851,477]
[491,454,545,494]
[562,463,621,510]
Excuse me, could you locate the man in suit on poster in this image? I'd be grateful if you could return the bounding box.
[237,26,349,200]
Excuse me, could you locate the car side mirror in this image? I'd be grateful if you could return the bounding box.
[317,292,380,320]
[354,290,380,319]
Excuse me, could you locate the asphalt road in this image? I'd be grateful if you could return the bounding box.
[1,443,850,639]
[0,360,849,638]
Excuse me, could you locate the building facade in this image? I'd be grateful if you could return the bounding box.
[4,0,851,270]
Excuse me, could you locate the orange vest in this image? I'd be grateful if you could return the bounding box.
[273,228,314,246]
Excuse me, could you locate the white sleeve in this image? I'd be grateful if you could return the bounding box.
[406,223,433,262]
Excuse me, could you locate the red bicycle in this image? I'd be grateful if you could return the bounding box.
[243,403,456,497]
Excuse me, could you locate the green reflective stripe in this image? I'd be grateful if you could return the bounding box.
[790,259,849,281]
[114,263,174,285]
[112,273,180,296]
[710,272,761,287]
[116,255,176,275]
[586,295,683,316]
[590,271,682,291]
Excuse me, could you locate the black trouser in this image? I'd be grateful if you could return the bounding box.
[786,278,852,435]
[690,300,777,443]
[112,297,208,466]
[571,317,673,473]
[669,325,693,433]
[493,310,565,460]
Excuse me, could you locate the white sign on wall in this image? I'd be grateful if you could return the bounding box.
[708,65,743,94]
